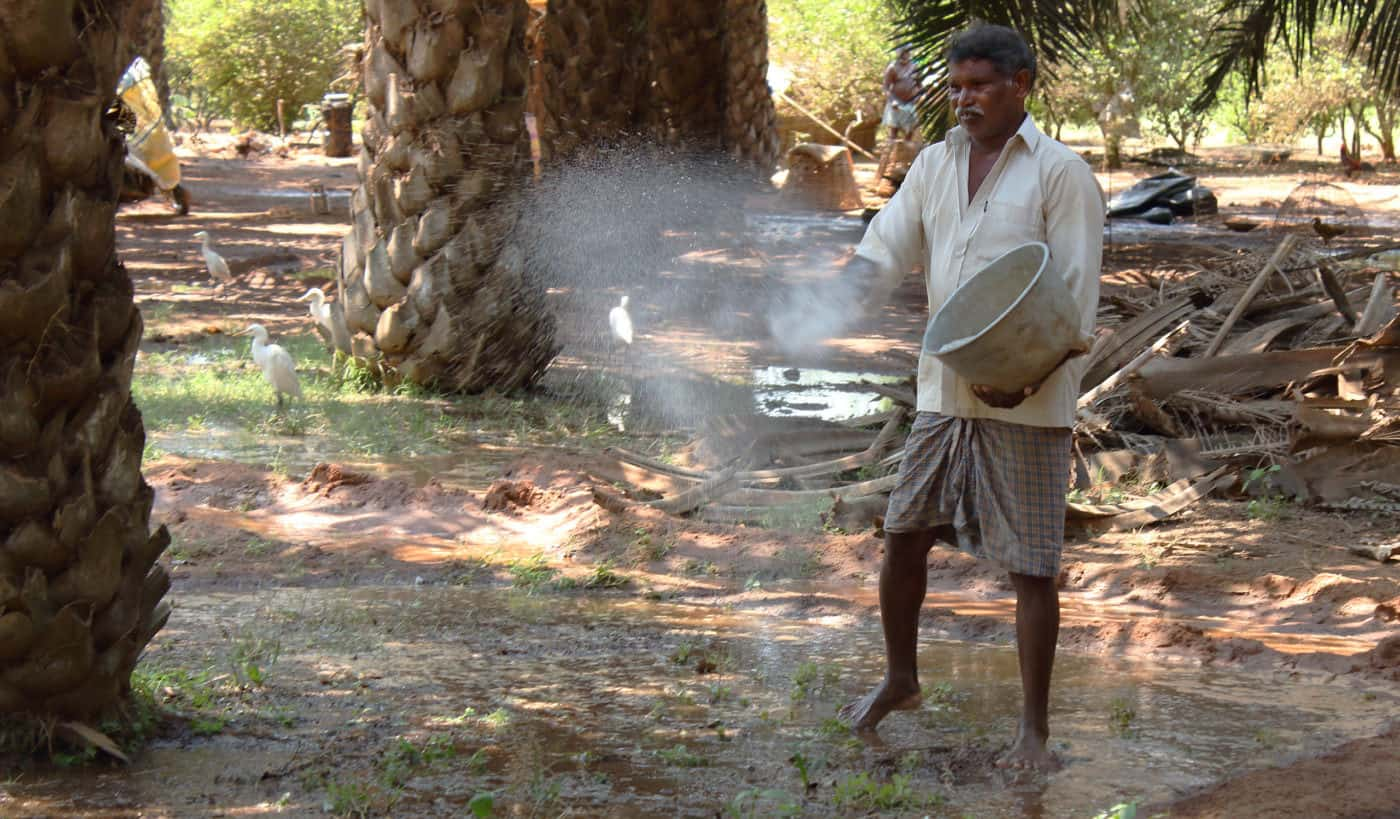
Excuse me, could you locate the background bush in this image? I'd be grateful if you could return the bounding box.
[768,0,898,129]
[166,0,362,130]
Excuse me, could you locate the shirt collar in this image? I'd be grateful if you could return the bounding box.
[947,113,1042,155]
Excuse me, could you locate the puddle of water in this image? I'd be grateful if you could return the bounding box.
[7,585,1393,817]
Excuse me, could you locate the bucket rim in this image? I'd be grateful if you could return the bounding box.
[928,241,1050,356]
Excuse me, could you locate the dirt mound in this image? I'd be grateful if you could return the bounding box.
[482,479,540,512]
[301,462,372,496]
[1367,634,1400,680]
[1164,722,1400,818]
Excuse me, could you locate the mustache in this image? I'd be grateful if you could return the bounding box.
[957,106,984,117]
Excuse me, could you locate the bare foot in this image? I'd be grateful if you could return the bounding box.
[838,679,922,733]
[995,726,1062,772]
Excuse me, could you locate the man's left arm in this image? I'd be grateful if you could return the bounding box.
[971,158,1104,409]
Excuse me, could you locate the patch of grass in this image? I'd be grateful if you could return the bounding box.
[323,779,376,817]
[682,559,720,577]
[921,681,967,709]
[225,623,282,687]
[132,333,470,463]
[657,743,708,767]
[726,788,801,818]
[508,554,558,593]
[790,661,840,703]
[707,684,734,704]
[481,708,512,730]
[1108,697,1137,738]
[776,545,826,578]
[832,772,934,812]
[629,528,671,563]
[191,716,226,736]
[1093,803,1139,819]
[581,560,628,589]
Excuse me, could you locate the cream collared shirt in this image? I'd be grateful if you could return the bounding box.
[856,115,1104,428]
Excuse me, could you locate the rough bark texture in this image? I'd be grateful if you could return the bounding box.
[533,0,650,163]
[125,0,170,114]
[720,0,780,172]
[346,0,558,391]
[0,0,171,719]
[533,0,778,171]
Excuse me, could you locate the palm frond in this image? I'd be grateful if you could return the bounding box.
[890,0,1121,130]
[1196,0,1400,111]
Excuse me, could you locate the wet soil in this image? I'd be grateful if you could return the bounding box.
[13,133,1397,817]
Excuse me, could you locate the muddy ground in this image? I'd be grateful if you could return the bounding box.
[2,134,1398,818]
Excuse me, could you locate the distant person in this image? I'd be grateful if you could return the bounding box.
[836,25,1104,770]
[882,47,922,141]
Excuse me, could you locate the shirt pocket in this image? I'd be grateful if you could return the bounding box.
[967,199,1044,271]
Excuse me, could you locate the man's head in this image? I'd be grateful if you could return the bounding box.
[945,25,1035,144]
[897,46,913,64]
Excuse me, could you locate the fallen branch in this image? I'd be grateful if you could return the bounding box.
[1071,467,1235,530]
[650,465,740,515]
[1202,234,1300,358]
[722,473,900,506]
[1077,320,1190,414]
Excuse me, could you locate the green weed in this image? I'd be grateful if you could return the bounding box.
[726,788,801,818]
[790,661,840,703]
[657,744,707,767]
[508,554,557,593]
[832,772,933,811]
[1108,697,1137,738]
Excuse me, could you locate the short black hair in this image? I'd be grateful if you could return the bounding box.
[946,25,1037,89]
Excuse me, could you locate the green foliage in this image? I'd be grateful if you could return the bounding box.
[1108,697,1137,738]
[727,788,802,818]
[769,0,898,124]
[1134,0,1219,151]
[832,772,933,811]
[657,744,708,767]
[165,0,362,129]
[468,792,496,818]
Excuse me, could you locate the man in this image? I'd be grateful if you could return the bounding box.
[882,47,922,142]
[837,25,1104,771]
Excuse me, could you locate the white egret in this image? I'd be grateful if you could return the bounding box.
[296,287,352,355]
[240,323,301,409]
[609,295,633,345]
[607,295,634,368]
[192,230,232,284]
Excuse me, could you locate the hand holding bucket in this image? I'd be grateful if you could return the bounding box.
[922,242,1090,405]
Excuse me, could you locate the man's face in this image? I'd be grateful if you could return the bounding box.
[898,49,913,65]
[947,58,1030,143]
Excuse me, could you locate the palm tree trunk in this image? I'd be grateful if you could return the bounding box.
[534,0,650,163]
[644,1,727,151]
[720,0,781,174]
[345,0,558,390]
[0,0,170,719]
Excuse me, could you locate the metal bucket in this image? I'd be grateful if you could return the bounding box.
[922,242,1085,393]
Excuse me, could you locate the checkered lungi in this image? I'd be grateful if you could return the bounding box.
[884,412,1072,577]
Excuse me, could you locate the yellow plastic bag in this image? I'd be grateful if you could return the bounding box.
[117,57,181,191]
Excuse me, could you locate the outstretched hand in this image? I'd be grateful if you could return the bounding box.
[971,339,1092,410]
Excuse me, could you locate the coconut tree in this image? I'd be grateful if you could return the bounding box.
[346,0,778,384]
[344,0,559,390]
[533,0,651,163]
[0,0,171,720]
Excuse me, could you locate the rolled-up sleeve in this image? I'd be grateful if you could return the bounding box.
[1042,157,1104,339]
[855,148,930,304]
